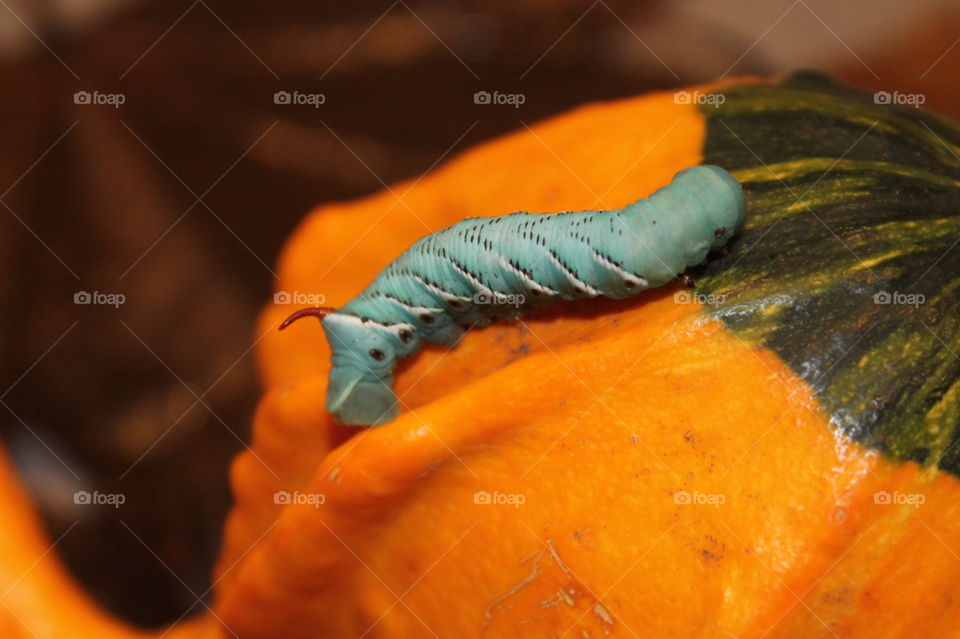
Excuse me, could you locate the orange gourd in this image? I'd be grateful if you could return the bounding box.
[2,74,960,638]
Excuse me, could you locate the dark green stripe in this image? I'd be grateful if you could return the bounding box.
[696,71,960,475]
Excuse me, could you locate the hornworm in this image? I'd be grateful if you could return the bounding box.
[280,165,745,426]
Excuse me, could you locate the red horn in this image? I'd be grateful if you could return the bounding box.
[278,306,337,331]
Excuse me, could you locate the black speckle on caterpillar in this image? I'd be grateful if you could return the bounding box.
[279,165,746,426]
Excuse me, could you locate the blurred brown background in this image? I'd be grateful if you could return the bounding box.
[0,0,957,628]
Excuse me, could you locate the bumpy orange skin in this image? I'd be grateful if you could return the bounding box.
[0,82,958,639]
[214,84,960,638]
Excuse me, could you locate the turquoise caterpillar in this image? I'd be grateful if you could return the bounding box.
[280,165,746,426]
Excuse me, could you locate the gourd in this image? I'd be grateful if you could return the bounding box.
[228,72,960,638]
[1,72,959,639]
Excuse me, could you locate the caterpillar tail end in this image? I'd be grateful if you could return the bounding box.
[673,164,746,248]
[699,164,746,228]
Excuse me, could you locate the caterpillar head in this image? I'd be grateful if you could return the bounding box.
[279,307,420,426]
